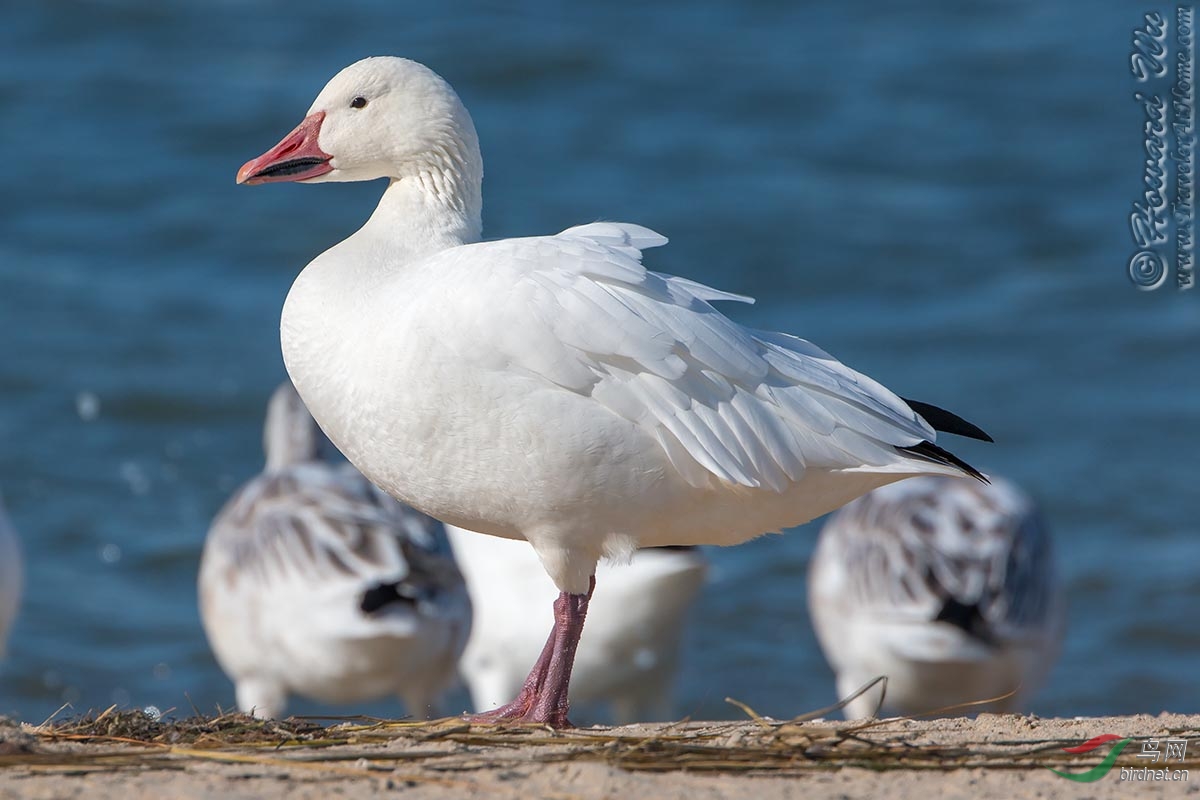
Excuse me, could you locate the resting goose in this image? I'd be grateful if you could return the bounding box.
[198,382,471,719]
[808,475,1063,718]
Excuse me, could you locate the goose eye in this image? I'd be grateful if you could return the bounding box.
[350,96,368,109]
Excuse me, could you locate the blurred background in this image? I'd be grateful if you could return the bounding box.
[0,1,1194,723]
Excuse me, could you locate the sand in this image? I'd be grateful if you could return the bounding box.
[0,711,1196,799]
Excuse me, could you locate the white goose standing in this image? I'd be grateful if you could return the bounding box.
[238,56,991,727]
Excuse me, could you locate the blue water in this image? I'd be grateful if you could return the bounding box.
[0,1,1195,723]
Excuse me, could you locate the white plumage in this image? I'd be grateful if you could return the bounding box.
[446,525,706,723]
[198,383,472,719]
[808,475,1064,719]
[0,495,21,659]
[238,56,988,726]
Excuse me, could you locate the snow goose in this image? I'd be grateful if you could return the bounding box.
[446,525,706,723]
[238,56,991,727]
[808,475,1064,718]
[0,495,20,658]
[198,382,471,719]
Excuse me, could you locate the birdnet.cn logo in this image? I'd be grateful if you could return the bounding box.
[1046,734,1190,783]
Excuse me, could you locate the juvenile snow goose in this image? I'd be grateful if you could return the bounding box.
[809,476,1062,718]
[199,382,471,719]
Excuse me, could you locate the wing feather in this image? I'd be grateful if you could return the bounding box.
[205,463,451,597]
[439,222,948,490]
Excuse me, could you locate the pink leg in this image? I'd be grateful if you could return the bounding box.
[467,576,595,729]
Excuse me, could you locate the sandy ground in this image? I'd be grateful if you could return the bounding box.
[0,712,1196,799]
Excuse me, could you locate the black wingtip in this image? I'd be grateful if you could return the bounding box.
[901,398,994,443]
[933,597,997,646]
[897,440,989,483]
[360,582,416,614]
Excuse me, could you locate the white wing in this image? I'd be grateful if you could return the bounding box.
[435,222,942,492]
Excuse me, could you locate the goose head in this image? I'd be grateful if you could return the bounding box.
[237,57,482,189]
